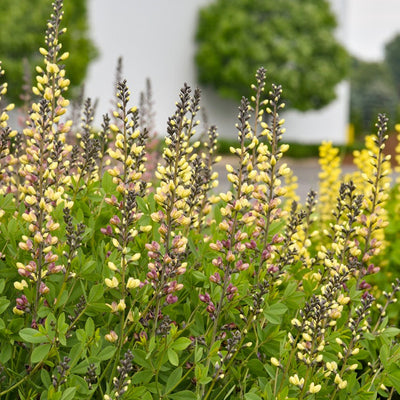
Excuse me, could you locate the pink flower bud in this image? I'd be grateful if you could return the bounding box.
[360,280,371,290]
[110,215,121,225]
[39,282,50,294]
[199,293,210,303]
[210,272,221,284]
[166,294,178,304]
[206,304,215,313]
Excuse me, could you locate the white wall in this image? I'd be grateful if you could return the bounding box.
[84,0,398,144]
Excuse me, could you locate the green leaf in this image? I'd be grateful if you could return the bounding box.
[97,346,116,361]
[132,349,152,369]
[31,344,51,363]
[168,348,179,366]
[136,196,149,212]
[380,344,389,369]
[102,172,117,193]
[131,370,154,385]
[88,284,104,303]
[60,387,77,400]
[169,390,197,400]
[247,359,266,377]
[0,297,10,314]
[263,303,288,324]
[244,393,262,400]
[19,328,48,344]
[41,369,51,388]
[172,337,192,351]
[388,373,400,393]
[383,327,400,338]
[165,367,182,393]
[85,317,95,337]
[195,346,203,363]
[0,342,12,363]
[0,279,5,294]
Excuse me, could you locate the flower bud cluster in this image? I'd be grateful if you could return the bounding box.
[108,80,149,197]
[0,62,18,196]
[69,98,100,191]
[318,141,341,225]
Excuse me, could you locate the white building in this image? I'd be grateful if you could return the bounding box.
[84,0,399,144]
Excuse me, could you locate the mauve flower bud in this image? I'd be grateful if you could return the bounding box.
[207,304,215,313]
[39,282,50,294]
[272,234,283,244]
[100,225,113,236]
[262,249,271,260]
[221,240,230,249]
[212,257,223,267]
[210,272,221,283]
[176,265,186,275]
[360,280,371,290]
[166,294,178,304]
[199,293,210,303]
[268,264,279,274]
[245,240,257,249]
[110,215,121,225]
[236,260,249,271]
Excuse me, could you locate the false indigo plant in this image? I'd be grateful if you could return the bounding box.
[0,2,400,400]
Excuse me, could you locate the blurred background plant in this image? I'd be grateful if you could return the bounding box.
[195,0,349,112]
[350,34,400,138]
[0,0,97,105]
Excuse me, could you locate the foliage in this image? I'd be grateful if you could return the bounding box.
[195,0,349,111]
[350,57,399,136]
[385,34,400,98]
[0,0,97,104]
[0,2,400,399]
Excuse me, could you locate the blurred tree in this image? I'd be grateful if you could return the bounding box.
[350,58,398,135]
[0,0,97,104]
[385,33,400,97]
[195,0,349,111]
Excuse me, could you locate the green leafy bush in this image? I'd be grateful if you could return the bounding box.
[195,0,349,111]
[0,2,399,399]
[0,0,97,104]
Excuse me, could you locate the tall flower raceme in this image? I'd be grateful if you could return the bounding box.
[146,84,203,332]
[15,0,72,322]
[195,124,221,230]
[251,83,295,284]
[102,80,149,347]
[351,115,391,286]
[0,63,18,198]
[69,97,100,198]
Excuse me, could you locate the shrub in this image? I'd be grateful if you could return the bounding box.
[195,0,349,111]
[0,2,399,399]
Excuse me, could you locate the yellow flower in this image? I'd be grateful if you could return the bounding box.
[126,277,141,289]
[14,280,28,291]
[105,330,118,343]
[309,382,321,394]
[104,276,119,288]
